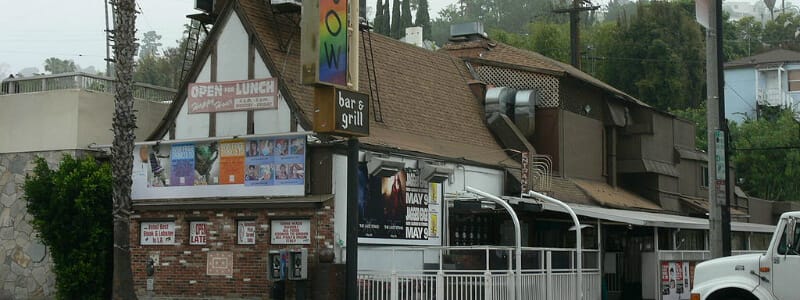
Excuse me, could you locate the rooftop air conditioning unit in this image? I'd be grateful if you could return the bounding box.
[270,0,302,12]
[195,0,214,13]
[450,22,487,39]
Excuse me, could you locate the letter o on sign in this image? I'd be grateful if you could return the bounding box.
[325,10,342,36]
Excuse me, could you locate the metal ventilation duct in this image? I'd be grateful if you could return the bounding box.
[485,87,516,121]
[514,90,539,140]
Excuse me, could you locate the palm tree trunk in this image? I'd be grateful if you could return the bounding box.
[112,0,138,299]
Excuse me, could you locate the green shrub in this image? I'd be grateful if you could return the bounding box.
[23,155,113,300]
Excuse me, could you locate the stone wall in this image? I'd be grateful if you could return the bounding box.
[0,151,78,299]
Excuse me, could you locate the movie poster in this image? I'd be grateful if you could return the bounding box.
[244,137,305,187]
[219,140,245,184]
[170,143,195,186]
[357,164,442,245]
[194,142,220,185]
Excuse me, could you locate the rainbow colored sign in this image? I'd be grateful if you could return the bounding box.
[317,0,348,86]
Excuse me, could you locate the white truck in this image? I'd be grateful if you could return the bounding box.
[691,211,800,300]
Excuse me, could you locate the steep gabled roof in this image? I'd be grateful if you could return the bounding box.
[725,48,800,68]
[153,0,511,167]
[443,39,651,108]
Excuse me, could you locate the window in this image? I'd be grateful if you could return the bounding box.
[700,165,709,188]
[777,222,800,255]
[789,70,800,91]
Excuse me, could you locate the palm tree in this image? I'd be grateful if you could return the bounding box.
[111,0,138,298]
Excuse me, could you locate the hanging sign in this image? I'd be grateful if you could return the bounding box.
[313,86,369,136]
[301,0,359,89]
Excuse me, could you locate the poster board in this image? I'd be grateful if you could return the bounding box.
[271,219,312,244]
[131,135,306,200]
[357,166,443,245]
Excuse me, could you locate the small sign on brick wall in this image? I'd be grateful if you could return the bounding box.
[140,221,175,245]
[189,221,208,245]
[271,219,311,244]
[237,220,257,245]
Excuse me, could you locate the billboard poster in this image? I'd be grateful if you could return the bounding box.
[189,221,208,245]
[271,219,311,244]
[357,165,443,245]
[140,221,176,245]
[187,78,278,114]
[131,135,306,199]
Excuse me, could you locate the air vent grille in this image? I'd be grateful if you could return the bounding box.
[473,65,560,108]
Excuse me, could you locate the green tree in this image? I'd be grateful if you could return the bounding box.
[373,0,387,34]
[730,110,800,201]
[415,0,432,40]
[725,16,765,60]
[44,57,78,74]
[401,0,413,35]
[595,0,705,110]
[391,0,402,38]
[133,26,188,88]
[762,12,800,51]
[139,30,163,59]
[23,155,113,299]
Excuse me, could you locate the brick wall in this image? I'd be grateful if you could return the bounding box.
[130,200,335,299]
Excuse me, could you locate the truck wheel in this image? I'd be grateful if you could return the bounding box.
[708,288,757,300]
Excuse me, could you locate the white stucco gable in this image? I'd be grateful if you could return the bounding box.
[171,9,299,141]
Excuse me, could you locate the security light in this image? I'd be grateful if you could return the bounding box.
[419,161,455,183]
[366,153,405,177]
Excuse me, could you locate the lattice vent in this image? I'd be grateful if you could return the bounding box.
[473,65,560,108]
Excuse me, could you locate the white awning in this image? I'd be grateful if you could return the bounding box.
[540,201,775,233]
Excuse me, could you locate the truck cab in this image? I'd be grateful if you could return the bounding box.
[691,212,800,300]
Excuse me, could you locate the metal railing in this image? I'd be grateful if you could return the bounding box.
[656,250,764,261]
[0,72,176,103]
[357,246,602,300]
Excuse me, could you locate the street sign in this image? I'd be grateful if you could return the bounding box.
[715,130,725,180]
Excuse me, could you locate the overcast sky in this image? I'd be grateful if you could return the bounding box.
[0,0,456,77]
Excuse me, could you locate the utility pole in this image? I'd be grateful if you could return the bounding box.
[702,0,733,259]
[553,0,599,68]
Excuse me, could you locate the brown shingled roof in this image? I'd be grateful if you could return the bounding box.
[154,0,511,166]
[443,40,650,108]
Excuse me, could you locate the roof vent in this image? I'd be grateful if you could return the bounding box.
[514,90,539,140]
[485,87,516,121]
[450,22,487,40]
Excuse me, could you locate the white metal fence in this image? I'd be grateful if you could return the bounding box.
[0,72,176,103]
[358,246,601,300]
